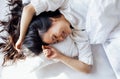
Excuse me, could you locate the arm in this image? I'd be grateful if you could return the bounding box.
[42,46,92,73]
[15,4,35,49]
[18,4,35,43]
[58,53,92,73]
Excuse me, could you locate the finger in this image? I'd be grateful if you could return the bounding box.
[15,44,21,51]
[16,45,21,49]
[43,49,52,58]
[42,45,45,50]
[15,45,21,53]
[42,45,49,49]
[15,40,23,49]
[43,45,52,50]
[45,52,52,58]
[43,49,48,53]
[44,45,51,49]
[45,54,51,58]
[44,49,51,54]
[16,48,21,53]
[44,52,49,58]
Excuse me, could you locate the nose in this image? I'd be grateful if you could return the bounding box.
[58,36,65,41]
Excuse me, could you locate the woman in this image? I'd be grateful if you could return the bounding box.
[18,0,93,72]
[16,0,120,77]
[16,0,92,73]
[0,0,93,73]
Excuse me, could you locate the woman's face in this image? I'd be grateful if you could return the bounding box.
[41,15,72,44]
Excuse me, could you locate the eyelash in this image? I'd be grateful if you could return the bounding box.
[52,35,57,41]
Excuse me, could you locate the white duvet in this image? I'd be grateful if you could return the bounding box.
[86,0,120,79]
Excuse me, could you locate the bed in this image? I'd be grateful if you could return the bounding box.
[0,0,119,79]
[0,44,116,79]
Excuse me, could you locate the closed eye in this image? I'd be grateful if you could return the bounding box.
[52,35,57,43]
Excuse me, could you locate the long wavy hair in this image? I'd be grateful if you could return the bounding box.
[0,0,62,66]
[0,0,24,66]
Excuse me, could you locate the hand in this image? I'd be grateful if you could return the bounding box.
[42,45,63,59]
[15,39,23,52]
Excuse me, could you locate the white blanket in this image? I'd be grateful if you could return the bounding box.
[86,0,120,79]
[86,0,120,44]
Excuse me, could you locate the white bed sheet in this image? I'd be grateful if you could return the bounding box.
[32,45,117,79]
[0,0,10,22]
[0,45,116,79]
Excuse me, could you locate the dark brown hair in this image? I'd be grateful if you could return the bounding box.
[0,0,25,66]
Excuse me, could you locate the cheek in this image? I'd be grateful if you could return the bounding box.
[42,37,52,44]
[42,33,52,44]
